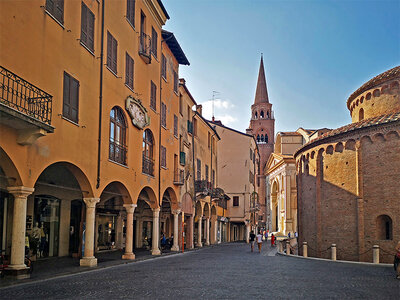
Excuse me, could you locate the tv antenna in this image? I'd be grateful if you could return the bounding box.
[211,91,220,120]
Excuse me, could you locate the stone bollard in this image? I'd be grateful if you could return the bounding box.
[286,240,290,255]
[373,245,379,264]
[279,241,284,253]
[303,242,308,258]
[331,244,336,261]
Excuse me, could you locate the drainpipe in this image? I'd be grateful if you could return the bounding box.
[96,0,105,189]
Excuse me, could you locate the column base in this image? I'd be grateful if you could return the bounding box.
[80,257,98,267]
[205,241,210,246]
[4,266,30,279]
[197,243,203,248]
[122,253,135,260]
[171,245,179,252]
[151,249,161,255]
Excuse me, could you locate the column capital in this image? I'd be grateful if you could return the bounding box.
[152,207,160,215]
[123,203,137,214]
[172,209,181,215]
[7,186,34,198]
[83,198,100,208]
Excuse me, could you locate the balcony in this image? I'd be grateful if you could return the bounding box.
[173,169,184,185]
[179,151,186,166]
[0,66,54,144]
[138,32,151,64]
[195,180,212,195]
[187,120,193,135]
[109,142,127,166]
[142,155,154,176]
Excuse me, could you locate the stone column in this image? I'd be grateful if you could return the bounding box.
[245,223,250,243]
[171,210,180,251]
[115,213,123,249]
[373,245,379,264]
[219,221,222,243]
[80,198,100,267]
[197,216,202,247]
[331,244,336,261]
[151,208,161,255]
[205,217,210,246]
[189,215,194,249]
[7,186,34,274]
[122,204,137,260]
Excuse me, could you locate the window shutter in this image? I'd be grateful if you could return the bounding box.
[130,58,134,88]
[112,38,117,73]
[46,0,55,13]
[125,53,129,85]
[63,72,70,118]
[107,32,112,68]
[174,115,178,137]
[81,4,88,46]
[56,0,64,24]
[88,10,94,51]
[70,77,79,123]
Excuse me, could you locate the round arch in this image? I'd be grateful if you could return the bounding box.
[195,201,203,217]
[100,181,133,204]
[203,202,210,218]
[0,147,23,186]
[137,186,157,209]
[162,187,179,211]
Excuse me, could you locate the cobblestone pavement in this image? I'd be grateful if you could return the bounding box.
[1,242,399,299]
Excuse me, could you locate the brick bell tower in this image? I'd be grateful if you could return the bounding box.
[246,55,275,228]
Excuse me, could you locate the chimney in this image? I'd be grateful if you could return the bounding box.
[196,104,202,115]
[179,78,186,85]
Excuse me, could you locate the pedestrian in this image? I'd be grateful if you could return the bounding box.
[249,231,256,252]
[394,241,400,279]
[288,232,291,239]
[271,233,275,247]
[256,230,263,253]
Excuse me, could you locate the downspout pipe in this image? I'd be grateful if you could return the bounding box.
[96,0,105,189]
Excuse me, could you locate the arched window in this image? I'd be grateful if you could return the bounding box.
[256,135,260,143]
[260,135,264,143]
[265,134,268,143]
[109,107,127,165]
[260,110,264,118]
[267,111,269,119]
[359,108,364,121]
[143,129,154,175]
[254,111,258,119]
[376,215,392,240]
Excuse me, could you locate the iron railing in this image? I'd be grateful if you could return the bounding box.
[195,180,212,194]
[142,154,154,176]
[139,32,151,62]
[173,169,184,185]
[0,66,52,125]
[109,142,127,165]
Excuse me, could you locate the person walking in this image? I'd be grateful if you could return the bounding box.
[271,233,275,247]
[395,241,400,279]
[256,230,263,253]
[249,231,256,252]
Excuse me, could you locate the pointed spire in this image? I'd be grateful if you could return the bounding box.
[254,54,269,104]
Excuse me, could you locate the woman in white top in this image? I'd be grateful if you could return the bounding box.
[256,231,263,253]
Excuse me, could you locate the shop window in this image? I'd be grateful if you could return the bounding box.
[45,0,64,25]
[233,196,239,207]
[109,107,127,165]
[376,215,392,240]
[142,129,154,176]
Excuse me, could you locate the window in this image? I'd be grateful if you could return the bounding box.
[376,215,392,240]
[109,107,127,165]
[179,94,183,115]
[151,27,158,58]
[261,135,264,143]
[161,54,167,79]
[150,81,156,110]
[126,0,135,27]
[45,0,64,25]
[257,135,260,143]
[196,159,201,180]
[63,72,79,123]
[107,32,118,74]
[174,115,178,137]
[142,129,154,176]
[265,134,268,143]
[161,102,166,128]
[260,110,264,118]
[205,165,209,182]
[80,2,95,52]
[359,108,364,121]
[173,70,178,93]
[233,196,239,207]
[125,53,134,90]
[161,146,166,168]
[250,149,253,160]
[212,170,215,187]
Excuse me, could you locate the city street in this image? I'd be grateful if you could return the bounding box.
[0,242,398,299]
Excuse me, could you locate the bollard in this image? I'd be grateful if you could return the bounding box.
[373,245,379,264]
[331,244,336,261]
[286,240,290,255]
[303,242,308,257]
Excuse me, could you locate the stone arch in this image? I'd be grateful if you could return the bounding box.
[271,179,279,232]
[376,215,392,240]
[345,139,356,150]
[162,187,179,211]
[360,96,364,103]
[372,89,380,97]
[372,133,385,143]
[326,145,334,155]
[310,151,315,159]
[356,99,359,106]
[203,202,210,218]
[385,130,400,140]
[254,111,258,119]
[33,161,94,198]
[181,192,193,215]
[100,181,133,204]
[359,108,364,121]
[360,135,373,145]
[137,186,157,208]
[334,142,343,153]
[260,110,264,118]
[0,147,23,186]
[366,92,372,100]
[260,134,264,143]
[195,201,203,216]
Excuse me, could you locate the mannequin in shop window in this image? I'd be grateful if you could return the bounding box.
[31,222,41,257]
[38,222,47,258]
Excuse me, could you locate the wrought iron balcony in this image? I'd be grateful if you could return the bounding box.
[139,32,151,64]
[109,142,127,165]
[0,66,53,126]
[173,169,184,185]
[142,154,154,176]
[195,180,212,194]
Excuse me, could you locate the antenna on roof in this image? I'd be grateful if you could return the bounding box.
[212,91,220,121]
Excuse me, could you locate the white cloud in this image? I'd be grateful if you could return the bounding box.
[216,114,237,126]
[200,98,235,120]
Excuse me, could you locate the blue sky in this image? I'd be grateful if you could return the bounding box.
[163,0,400,133]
